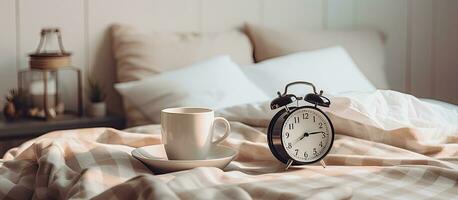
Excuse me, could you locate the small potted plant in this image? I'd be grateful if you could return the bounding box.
[3,89,28,120]
[86,77,106,117]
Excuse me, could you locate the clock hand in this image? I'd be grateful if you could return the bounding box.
[298,132,309,140]
[308,131,325,135]
[292,131,325,146]
[292,132,309,146]
[293,131,325,145]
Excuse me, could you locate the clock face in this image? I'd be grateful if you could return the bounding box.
[281,107,333,163]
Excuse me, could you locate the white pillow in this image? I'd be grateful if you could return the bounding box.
[115,55,269,123]
[242,47,376,97]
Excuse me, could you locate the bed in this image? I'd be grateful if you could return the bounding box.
[1,21,458,200]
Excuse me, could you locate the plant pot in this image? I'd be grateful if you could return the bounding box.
[87,102,106,117]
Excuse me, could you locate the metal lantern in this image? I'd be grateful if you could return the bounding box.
[17,28,82,120]
[18,68,82,119]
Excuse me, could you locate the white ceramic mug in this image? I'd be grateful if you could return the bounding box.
[161,107,231,160]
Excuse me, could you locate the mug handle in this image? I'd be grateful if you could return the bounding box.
[212,117,231,145]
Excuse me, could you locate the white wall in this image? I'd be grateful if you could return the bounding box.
[330,0,458,105]
[0,0,457,114]
[0,0,17,107]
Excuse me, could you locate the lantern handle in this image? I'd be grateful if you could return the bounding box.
[35,28,66,55]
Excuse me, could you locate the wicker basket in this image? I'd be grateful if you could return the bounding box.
[29,52,71,69]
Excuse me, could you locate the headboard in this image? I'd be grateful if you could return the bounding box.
[91,0,325,114]
[2,0,455,116]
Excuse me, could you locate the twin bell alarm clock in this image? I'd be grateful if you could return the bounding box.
[267,81,334,170]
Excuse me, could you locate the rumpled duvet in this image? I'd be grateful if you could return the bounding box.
[1,90,458,199]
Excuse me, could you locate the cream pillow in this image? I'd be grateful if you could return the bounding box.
[245,24,388,89]
[112,24,254,82]
[111,24,254,126]
[115,56,269,123]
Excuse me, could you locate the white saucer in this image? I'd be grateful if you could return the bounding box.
[132,144,238,173]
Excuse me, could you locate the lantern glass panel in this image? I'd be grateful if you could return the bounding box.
[18,67,82,119]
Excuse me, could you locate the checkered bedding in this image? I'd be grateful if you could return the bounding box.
[1,90,457,199]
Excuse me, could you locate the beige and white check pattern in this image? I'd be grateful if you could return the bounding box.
[1,121,458,199]
[1,91,458,199]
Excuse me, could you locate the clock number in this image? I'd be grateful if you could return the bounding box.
[302,113,308,119]
[322,132,326,138]
[319,122,323,129]
[294,116,300,123]
[313,116,316,122]
[319,141,323,147]
[287,143,292,149]
[295,149,299,156]
[285,132,290,138]
[288,123,294,130]
[304,152,308,159]
[313,148,317,155]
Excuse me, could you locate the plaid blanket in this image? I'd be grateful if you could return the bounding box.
[1,90,457,199]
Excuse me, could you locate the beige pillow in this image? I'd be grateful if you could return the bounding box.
[112,24,254,82]
[111,24,254,126]
[245,24,389,89]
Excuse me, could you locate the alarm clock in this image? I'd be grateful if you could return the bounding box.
[267,81,334,170]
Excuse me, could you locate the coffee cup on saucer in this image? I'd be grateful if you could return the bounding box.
[160,107,231,160]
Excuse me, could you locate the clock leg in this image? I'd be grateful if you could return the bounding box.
[285,159,294,170]
[320,160,327,168]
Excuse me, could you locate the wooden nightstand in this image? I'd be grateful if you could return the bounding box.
[0,115,126,156]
